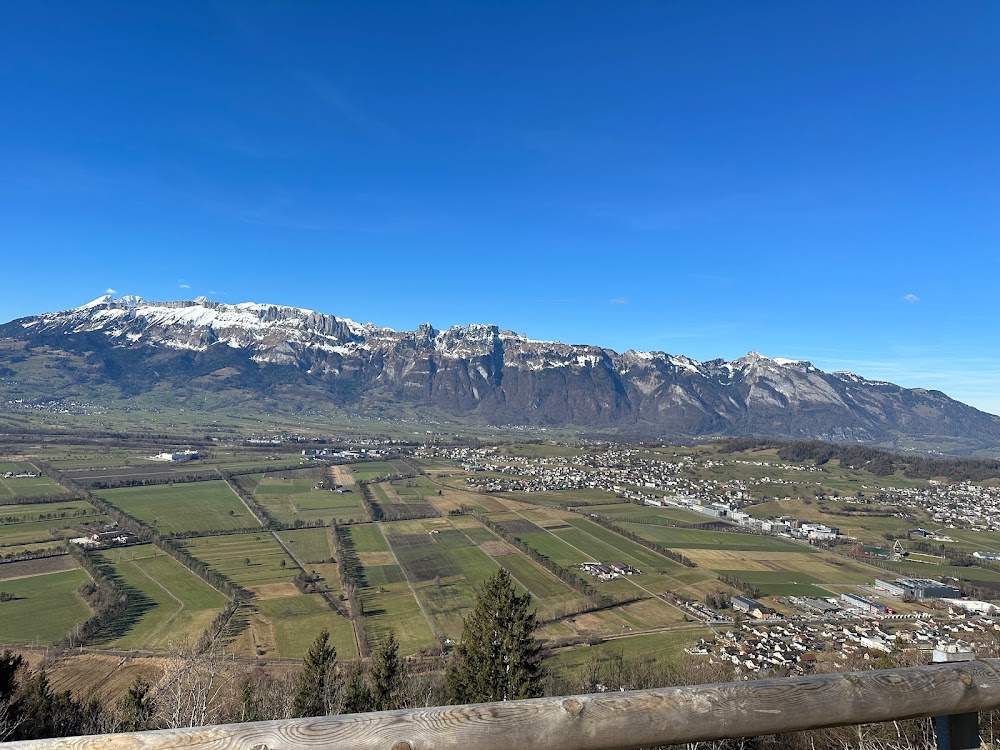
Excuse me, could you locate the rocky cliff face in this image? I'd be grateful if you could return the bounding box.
[2,295,998,447]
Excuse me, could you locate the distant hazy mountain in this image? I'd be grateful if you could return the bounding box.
[2,295,998,450]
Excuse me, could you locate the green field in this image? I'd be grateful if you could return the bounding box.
[93,545,228,650]
[95,481,258,534]
[716,569,830,597]
[253,473,367,524]
[347,523,390,552]
[0,568,93,645]
[386,525,500,638]
[182,533,296,588]
[616,521,810,552]
[589,503,715,525]
[277,527,333,563]
[388,476,440,500]
[357,580,436,655]
[256,594,357,659]
[0,474,69,499]
[0,516,104,548]
[0,500,98,523]
[350,462,399,482]
[551,627,711,673]
[561,518,692,573]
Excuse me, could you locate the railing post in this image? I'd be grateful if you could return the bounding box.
[932,646,980,750]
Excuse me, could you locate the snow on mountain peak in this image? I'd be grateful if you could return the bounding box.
[77,293,114,310]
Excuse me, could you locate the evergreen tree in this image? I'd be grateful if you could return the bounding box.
[370,629,404,711]
[116,677,155,732]
[0,651,24,742]
[13,670,85,740]
[446,568,544,704]
[292,629,338,717]
[340,662,372,715]
[239,677,259,723]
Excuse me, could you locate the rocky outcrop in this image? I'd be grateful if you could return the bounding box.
[2,296,998,448]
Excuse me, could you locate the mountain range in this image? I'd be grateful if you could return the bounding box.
[1,295,998,451]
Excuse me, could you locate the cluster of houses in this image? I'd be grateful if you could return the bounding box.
[301,447,390,462]
[421,445,829,507]
[70,524,140,549]
[579,561,640,580]
[848,479,1000,532]
[688,620,880,675]
[2,469,40,479]
[689,608,1000,676]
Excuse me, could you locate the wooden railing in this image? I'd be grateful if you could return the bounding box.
[9,659,1000,750]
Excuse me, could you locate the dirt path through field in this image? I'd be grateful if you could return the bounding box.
[508,508,693,620]
[444,516,576,602]
[125,556,186,648]
[219,474,266,527]
[375,522,437,639]
[270,529,362,657]
[330,465,355,487]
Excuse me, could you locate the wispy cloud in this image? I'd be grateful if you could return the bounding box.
[902,293,920,303]
[292,70,398,140]
[105,288,116,295]
[609,298,628,305]
[178,281,191,289]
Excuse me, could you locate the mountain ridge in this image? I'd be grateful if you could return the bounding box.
[2,295,998,451]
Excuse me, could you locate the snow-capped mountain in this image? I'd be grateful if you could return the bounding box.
[3,295,998,448]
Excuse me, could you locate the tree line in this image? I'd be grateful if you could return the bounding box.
[472,512,620,608]
[718,438,1000,482]
[0,491,81,506]
[577,511,697,568]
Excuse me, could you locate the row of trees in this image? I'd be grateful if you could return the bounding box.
[0,507,99,525]
[717,574,761,600]
[719,437,1000,483]
[331,522,369,654]
[0,491,80,506]
[472,513,615,606]
[581,512,697,568]
[58,546,128,650]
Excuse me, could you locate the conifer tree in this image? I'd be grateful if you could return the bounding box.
[116,677,155,732]
[292,629,338,717]
[446,568,543,704]
[340,662,371,715]
[370,629,404,711]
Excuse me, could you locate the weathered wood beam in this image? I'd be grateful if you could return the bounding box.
[10,659,1000,750]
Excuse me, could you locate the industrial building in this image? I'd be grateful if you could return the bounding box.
[875,577,962,600]
[730,595,776,619]
[731,595,763,613]
[840,593,888,615]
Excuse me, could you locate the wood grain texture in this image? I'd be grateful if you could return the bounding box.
[10,660,1000,750]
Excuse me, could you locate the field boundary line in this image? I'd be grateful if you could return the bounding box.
[445,517,578,602]
[270,530,362,657]
[219,473,266,528]
[374,522,437,639]
[509,509,690,619]
[124,553,187,649]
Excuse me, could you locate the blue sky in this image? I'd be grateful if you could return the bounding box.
[1,2,998,412]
